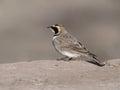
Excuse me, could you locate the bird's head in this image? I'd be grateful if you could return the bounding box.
[47,24,67,35]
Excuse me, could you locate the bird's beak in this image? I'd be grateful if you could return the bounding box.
[47,26,52,28]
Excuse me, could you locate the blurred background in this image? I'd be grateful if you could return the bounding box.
[0,0,120,63]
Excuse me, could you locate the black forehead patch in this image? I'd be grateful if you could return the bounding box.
[51,27,58,34]
[55,24,59,26]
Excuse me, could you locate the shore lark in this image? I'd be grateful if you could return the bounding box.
[48,24,106,66]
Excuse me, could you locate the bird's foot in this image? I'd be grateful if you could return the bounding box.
[57,57,73,61]
[63,57,73,61]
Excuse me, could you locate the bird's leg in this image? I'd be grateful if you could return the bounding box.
[57,56,73,61]
[64,57,73,61]
[68,57,73,60]
[56,56,68,60]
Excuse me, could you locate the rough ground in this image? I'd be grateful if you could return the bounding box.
[0,59,119,90]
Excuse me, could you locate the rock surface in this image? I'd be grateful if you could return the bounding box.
[0,59,120,90]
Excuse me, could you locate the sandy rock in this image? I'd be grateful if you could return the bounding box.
[0,59,119,90]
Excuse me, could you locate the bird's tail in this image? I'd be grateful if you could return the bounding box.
[87,52,106,66]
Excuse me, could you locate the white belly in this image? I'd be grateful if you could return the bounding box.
[53,36,80,58]
[61,51,80,58]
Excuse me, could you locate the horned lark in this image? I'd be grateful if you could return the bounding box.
[48,24,106,66]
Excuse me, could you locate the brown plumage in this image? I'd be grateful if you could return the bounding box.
[48,24,106,66]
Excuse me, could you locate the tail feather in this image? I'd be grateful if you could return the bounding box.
[88,52,98,60]
[87,52,105,66]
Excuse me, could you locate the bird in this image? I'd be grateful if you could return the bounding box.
[47,24,106,66]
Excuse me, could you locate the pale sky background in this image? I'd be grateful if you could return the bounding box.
[0,0,120,63]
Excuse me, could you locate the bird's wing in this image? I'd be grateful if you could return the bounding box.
[66,41,89,53]
[60,34,96,55]
[59,34,89,53]
[68,41,97,57]
[77,41,97,56]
